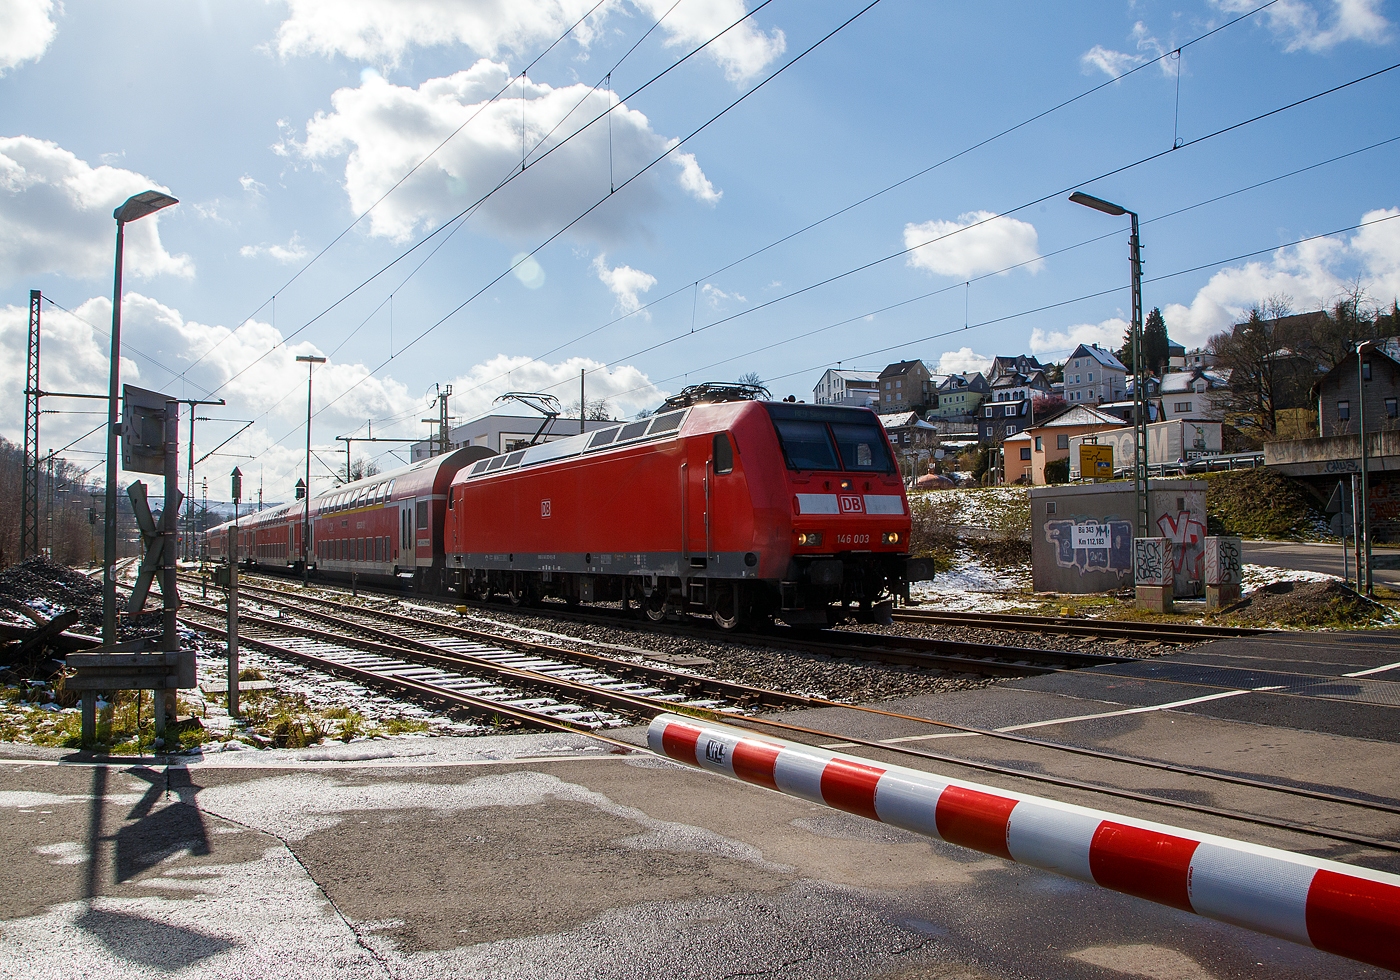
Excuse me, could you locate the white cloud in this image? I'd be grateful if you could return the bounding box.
[0,0,57,76]
[631,0,785,83]
[702,283,745,307]
[0,137,192,284]
[667,145,721,205]
[274,0,783,81]
[239,175,268,196]
[1215,0,1392,52]
[289,62,719,244]
[933,348,992,376]
[446,353,667,419]
[512,252,547,289]
[1080,44,1144,79]
[904,210,1042,279]
[240,234,309,264]
[1030,318,1128,357]
[593,254,655,315]
[1080,21,1173,79]
[0,292,419,495]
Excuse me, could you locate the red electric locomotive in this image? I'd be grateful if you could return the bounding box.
[442,398,930,628]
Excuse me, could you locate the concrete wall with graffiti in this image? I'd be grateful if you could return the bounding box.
[1029,481,1207,595]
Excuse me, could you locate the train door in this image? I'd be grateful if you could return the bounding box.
[683,439,711,565]
[400,500,415,565]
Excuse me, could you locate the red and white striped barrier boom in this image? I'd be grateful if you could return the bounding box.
[648,713,1400,972]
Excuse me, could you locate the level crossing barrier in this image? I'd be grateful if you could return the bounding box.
[648,713,1400,972]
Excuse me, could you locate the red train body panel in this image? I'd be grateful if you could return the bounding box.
[203,400,926,627]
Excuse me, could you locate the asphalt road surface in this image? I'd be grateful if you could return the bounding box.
[1242,539,1400,588]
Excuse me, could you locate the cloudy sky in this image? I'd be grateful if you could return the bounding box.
[2,0,1397,501]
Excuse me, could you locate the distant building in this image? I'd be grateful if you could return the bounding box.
[812,368,881,407]
[1313,337,1400,436]
[877,359,934,413]
[410,414,615,462]
[1020,405,1125,485]
[978,356,1053,442]
[1063,344,1127,404]
[929,372,989,419]
[878,411,939,450]
[1181,348,1217,371]
[1161,367,1232,422]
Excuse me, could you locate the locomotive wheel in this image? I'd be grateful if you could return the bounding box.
[712,584,742,631]
[643,587,668,623]
[506,575,526,606]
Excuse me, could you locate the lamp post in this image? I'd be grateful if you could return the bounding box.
[1357,340,1373,594]
[1070,190,1148,538]
[296,354,326,584]
[103,190,178,646]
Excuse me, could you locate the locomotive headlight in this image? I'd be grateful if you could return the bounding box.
[882,531,901,545]
[796,531,823,546]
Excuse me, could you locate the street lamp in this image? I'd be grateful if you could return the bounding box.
[1356,340,1374,594]
[103,189,178,646]
[1070,190,1148,538]
[296,354,326,584]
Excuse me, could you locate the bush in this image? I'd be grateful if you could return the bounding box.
[1044,458,1069,484]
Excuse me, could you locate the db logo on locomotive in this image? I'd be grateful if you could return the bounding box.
[838,495,863,514]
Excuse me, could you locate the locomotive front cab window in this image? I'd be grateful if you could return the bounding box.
[772,419,839,471]
[829,421,894,473]
[713,433,734,474]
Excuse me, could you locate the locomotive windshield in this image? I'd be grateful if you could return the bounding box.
[765,404,894,473]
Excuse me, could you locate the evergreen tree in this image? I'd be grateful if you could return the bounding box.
[1144,307,1169,375]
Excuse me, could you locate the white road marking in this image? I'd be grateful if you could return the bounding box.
[820,685,1288,749]
[1343,660,1400,678]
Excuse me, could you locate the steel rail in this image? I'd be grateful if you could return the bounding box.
[178,615,639,748]
[193,576,1400,821]
[166,583,1399,851]
[194,570,1126,676]
[184,585,815,711]
[893,607,1275,641]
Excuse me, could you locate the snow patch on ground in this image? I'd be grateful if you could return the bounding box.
[1241,563,1340,590]
[909,550,1036,612]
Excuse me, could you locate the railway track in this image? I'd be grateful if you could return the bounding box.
[893,607,1275,643]
[211,572,1136,677]
[165,575,1400,854]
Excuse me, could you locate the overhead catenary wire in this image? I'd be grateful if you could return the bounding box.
[181,0,615,378]
[539,62,1400,404]
[448,0,1287,402]
[228,0,887,466]
[186,0,783,403]
[626,133,1400,394]
[206,10,1394,472]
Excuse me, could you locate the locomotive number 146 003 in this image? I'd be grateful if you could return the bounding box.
[834,533,870,546]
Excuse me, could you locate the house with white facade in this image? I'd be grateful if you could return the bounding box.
[812,368,881,408]
[1160,368,1232,422]
[1063,344,1127,404]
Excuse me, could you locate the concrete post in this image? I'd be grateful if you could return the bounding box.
[1204,536,1243,609]
[1134,537,1173,613]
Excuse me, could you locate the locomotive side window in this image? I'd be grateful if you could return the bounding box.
[713,433,734,474]
[829,422,895,473]
[618,420,649,441]
[416,500,428,530]
[647,411,685,435]
[771,419,839,471]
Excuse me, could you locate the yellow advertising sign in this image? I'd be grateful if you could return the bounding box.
[1080,444,1113,480]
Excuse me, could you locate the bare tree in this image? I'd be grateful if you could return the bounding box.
[737,371,763,387]
[340,457,380,484]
